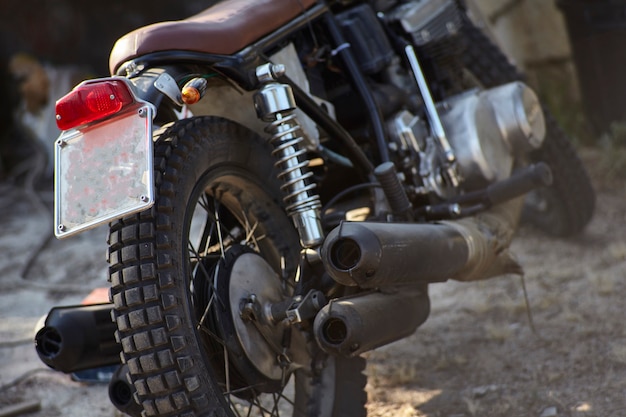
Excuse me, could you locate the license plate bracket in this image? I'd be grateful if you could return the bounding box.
[54,105,154,238]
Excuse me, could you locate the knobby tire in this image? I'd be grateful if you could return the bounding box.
[107,117,367,417]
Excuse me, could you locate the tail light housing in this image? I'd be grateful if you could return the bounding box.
[55,79,135,130]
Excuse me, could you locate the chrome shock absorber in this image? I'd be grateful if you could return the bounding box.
[253,63,324,248]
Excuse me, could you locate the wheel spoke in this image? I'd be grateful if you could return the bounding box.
[185,175,307,416]
[196,193,244,256]
[276,392,296,410]
[197,323,225,347]
[247,396,275,417]
[239,209,262,250]
[224,344,232,406]
[197,193,215,254]
[196,291,215,332]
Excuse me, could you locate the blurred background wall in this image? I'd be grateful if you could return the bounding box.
[0,0,213,75]
[473,0,626,140]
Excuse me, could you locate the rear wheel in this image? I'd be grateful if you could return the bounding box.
[107,116,367,417]
[460,15,595,236]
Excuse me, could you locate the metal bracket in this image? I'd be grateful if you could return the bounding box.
[154,72,183,106]
[405,45,460,189]
[285,290,327,324]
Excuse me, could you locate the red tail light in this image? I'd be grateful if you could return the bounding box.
[55,80,135,130]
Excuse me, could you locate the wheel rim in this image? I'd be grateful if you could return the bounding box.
[183,172,311,417]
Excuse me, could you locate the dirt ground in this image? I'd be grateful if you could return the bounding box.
[0,148,624,417]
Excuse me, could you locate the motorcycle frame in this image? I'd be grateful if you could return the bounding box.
[112,3,388,180]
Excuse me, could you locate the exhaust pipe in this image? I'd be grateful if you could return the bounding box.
[313,289,430,356]
[315,200,523,355]
[321,199,524,288]
[35,303,120,373]
[109,364,142,417]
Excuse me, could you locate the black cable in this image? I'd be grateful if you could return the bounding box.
[321,182,381,215]
[322,11,390,164]
[285,77,375,177]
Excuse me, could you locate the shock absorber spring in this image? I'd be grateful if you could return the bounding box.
[254,63,324,248]
[266,113,320,213]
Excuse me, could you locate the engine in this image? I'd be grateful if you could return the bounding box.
[387,0,466,98]
[387,81,546,197]
[330,0,545,201]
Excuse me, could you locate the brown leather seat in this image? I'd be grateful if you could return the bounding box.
[109,0,317,74]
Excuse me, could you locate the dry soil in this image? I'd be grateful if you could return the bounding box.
[0,149,624,417]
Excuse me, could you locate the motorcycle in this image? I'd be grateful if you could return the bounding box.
[34,0,595,416]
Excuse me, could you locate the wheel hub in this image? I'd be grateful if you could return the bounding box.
[229,250,289,381]
[193,245,290,396]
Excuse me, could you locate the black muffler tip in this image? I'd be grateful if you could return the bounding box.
[109,364,142,417]
[321,317,349,346]
[314,290,431,356]
[321,221,468,288]
[34,304,120,373]
[329,238,361,271]
[35,327,63,360]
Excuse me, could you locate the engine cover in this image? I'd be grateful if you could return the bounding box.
[387,0,462,46]
[440,81,546,189]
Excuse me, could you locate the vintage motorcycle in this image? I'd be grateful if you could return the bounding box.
[34,0,595,416]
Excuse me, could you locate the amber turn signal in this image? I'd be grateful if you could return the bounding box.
[181,78,208,105]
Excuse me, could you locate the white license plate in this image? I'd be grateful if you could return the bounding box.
[54,106,154,238]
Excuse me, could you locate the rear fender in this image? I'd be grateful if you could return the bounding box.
[126,66,268,137]
[125,66,189,125]
[124,42,327,146]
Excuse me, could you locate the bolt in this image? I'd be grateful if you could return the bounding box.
[277,352,291,368]
[240,306,253,322]
[140,195,148,202]
[450,203,461,217]
[240,294,260,322]
[287,314,297,324]
[138,108,147,118]
[271,64,286,78]
[57,224,66,232]
[56,139,66,148]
